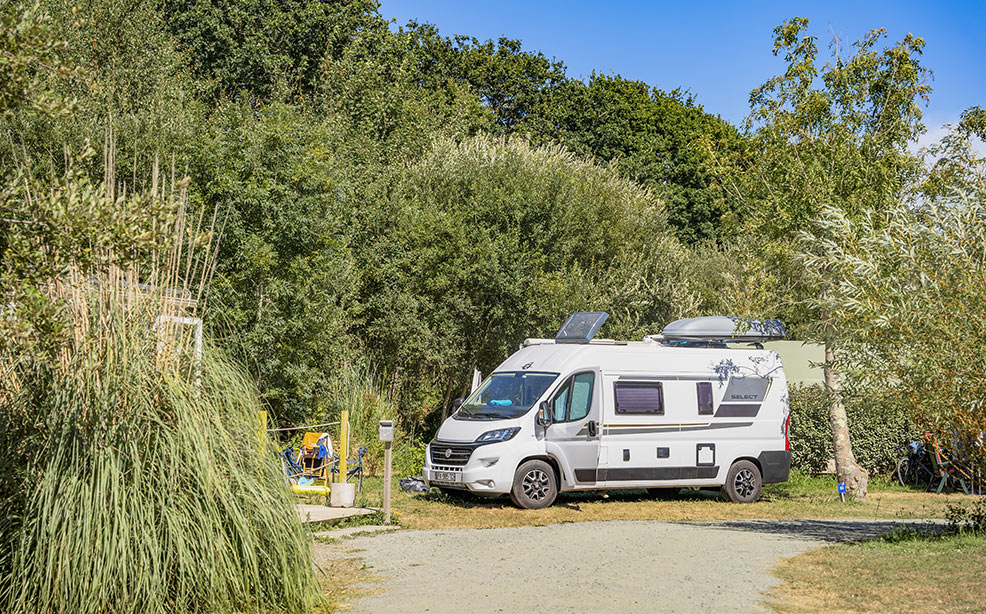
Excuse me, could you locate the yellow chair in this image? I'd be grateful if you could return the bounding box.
[297,432,333,480]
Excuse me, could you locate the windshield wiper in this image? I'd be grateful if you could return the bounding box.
[459,411,503,420]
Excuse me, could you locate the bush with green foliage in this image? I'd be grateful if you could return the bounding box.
[358,135,692,427]
[789,384,918,474]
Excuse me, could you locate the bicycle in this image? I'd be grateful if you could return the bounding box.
[897,440,936,490]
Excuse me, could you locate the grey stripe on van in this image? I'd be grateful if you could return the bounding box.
[588,466,719,481]
[714,403,762,417]
[616,374,716,381]
[602,422,752,436]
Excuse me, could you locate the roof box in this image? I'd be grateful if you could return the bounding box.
[660,316,785,343]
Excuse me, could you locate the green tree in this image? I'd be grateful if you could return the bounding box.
[527,74,745,242]
[711,18,931,498]
[159,0,386,99]
[1,0,200,191]
[402,24,566,131]
[190,17,486,426]
[0,2,76,119]
[190,102,360,426]
[806,106,986,473]
[803,195,986,475]
[356,135,691,426]
[919,106,986,199]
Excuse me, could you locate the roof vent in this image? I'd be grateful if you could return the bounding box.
[660,316,785,344]
[555,312,609,344]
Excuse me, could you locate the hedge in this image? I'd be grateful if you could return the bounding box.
[788,384,919,475]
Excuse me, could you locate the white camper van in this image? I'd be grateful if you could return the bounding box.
[422,313,792,508]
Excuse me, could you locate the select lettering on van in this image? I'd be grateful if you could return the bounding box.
[715,377,770,418]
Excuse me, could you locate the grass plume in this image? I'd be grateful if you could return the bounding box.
[0,141,319,613]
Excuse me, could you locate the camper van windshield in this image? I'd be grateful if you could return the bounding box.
[456,371,559,420]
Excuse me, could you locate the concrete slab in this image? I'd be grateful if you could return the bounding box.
[313,524,400,540]
[296,504,377,527]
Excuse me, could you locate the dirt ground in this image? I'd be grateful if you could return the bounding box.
[319,518,936,613]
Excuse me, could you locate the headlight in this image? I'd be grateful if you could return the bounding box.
[475,427,521,443]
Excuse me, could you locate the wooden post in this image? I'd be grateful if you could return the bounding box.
[383,440,392,525]
[339,409,349,483]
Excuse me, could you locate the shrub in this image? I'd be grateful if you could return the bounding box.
[789,383,918,474]
[362,135,692,427]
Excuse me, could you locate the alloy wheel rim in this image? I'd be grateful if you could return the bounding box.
[523,469,550,501]
[735,468,756,498]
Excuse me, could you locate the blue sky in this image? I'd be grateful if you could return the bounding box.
[378,1,984,145]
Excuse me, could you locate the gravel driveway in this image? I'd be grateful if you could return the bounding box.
[327,519,933,614]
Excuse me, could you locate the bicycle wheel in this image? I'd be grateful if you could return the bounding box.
[915,462,937,491]
[897,456,915,488]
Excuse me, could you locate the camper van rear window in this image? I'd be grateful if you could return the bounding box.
[614,381,665,415]
[697,382,714,415]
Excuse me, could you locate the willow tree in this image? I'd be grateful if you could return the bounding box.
[711,18,930,499]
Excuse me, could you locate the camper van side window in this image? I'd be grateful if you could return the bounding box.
[552,381,570,423]
[551,372,595,422]
[614,381,664,415]
[568,373,594,421]
[697,382,714,415]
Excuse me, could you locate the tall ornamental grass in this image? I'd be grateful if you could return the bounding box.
[0,148,319,613]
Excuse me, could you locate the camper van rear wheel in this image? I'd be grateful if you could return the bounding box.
[722,460,762,503]
[510,460,558,509]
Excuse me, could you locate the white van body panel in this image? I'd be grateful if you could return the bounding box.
[423,340,791,496]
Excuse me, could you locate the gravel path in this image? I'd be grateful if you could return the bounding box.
[327,519,935,614]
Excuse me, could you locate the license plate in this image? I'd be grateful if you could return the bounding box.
[433,471,460,483]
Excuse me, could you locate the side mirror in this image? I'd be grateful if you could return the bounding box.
[536,400,552,427]
[452,397,464,412]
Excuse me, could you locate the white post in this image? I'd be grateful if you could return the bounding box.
[379,420,394,524]
[384,441,392,524]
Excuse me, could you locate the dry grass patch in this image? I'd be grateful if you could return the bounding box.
[347,473,971,531]
[312,540,380,612]
[766,533,986,613]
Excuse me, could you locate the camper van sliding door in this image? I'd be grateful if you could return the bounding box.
[598,375,717,485]
[544,371,601,488]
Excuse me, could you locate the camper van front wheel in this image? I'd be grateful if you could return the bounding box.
[722,460,763,503]
[510,460,558,509]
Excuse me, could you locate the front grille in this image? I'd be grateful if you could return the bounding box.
[430,442,475,466]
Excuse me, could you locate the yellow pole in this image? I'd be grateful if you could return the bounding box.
[338,409,349,483]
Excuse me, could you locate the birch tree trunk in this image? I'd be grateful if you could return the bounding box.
[824,342,868,500]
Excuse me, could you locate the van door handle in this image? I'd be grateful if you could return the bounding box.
[587,420,597,437]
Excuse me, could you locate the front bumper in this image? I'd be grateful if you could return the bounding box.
[423,440,517,494]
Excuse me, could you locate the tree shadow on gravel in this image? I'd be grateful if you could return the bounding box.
[683,518,947,543]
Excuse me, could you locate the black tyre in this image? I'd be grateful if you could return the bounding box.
[510,460,558,509]
[646,488,680,500]
[721,460,762,503]
[896,457,915,488]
